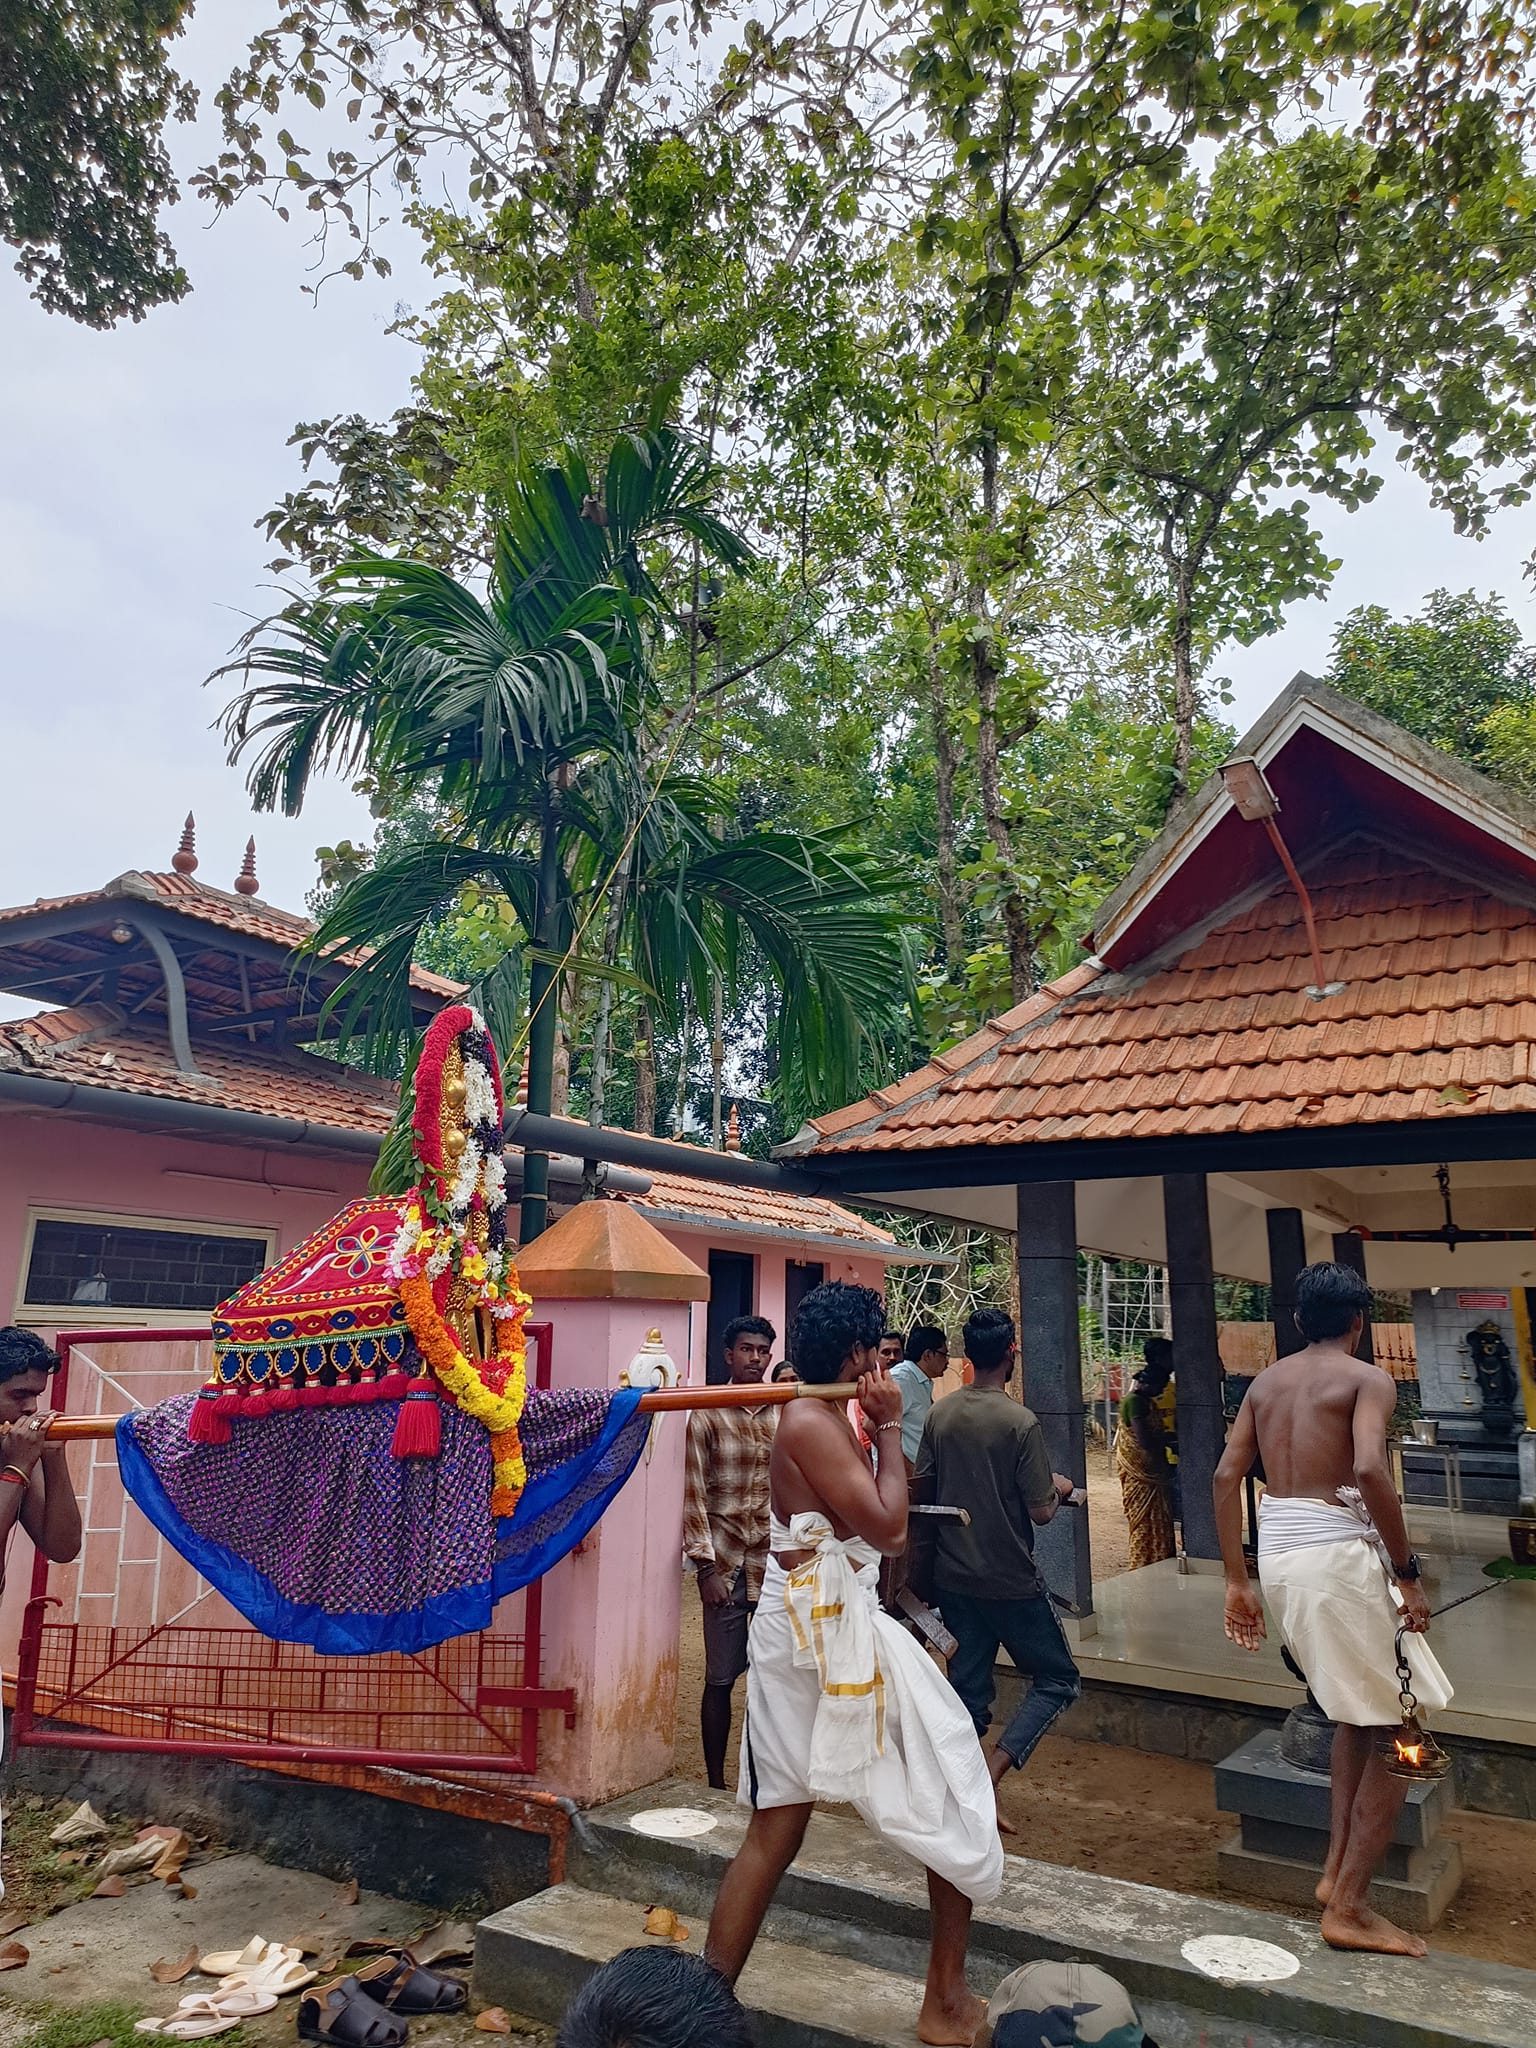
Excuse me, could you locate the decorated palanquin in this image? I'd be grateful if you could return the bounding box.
[116,1007,649,1655]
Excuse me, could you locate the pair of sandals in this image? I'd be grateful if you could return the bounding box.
[202,1938,316,1996]
[298,1952,467,2047]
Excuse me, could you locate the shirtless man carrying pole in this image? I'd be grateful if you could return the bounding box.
[1215,1263,1450,1960]
[705,1281,1002,2045]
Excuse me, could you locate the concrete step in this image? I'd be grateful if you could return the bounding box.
[475,1881,1335,2048]
[546,1781,1536,2048]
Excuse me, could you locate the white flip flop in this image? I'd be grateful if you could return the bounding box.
[135,2006,241,2042]
[182,1990,279,2019]
[219,1956,317,1997]
[199,1937,300,1978]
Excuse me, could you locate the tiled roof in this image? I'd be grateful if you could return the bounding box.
[0,870,463,998]
[0,1004,399,1134]
[806,839,1536,1153]
[1217,1317,1418,1383]
[0,1004,906,1251]
[624,1163,906,1256]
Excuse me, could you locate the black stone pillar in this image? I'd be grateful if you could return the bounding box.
[1331,1230,1375,1364]
[1164,1172,1224,1560]
[1266,1207,1308,1361]
[1017,1181,1093,1618]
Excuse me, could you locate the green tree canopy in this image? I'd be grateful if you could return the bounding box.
[1,0,194,325]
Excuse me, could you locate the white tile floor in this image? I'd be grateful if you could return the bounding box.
[1079,1508,1536,1745]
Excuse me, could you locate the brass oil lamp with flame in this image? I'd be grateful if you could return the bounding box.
[1383,1625,1452,1782]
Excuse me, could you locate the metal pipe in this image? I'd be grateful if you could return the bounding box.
[1261,816,1343,998]
[12,1729,548,1774]
[43,1378,859,1440]
[504,1108,834,1196]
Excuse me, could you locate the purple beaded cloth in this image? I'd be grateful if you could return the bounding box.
[117,1386,649,1655]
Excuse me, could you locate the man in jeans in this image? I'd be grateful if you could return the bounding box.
[683,1314,777,1789]
[914,1306,1081,1834]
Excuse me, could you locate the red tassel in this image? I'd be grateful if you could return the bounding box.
[390,1387,441,1460]
[241,1390,273,1418]
[269,1387,300,1412]
[187,1392,232,1445]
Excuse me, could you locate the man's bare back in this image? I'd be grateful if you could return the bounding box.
[1243,1342,1393,1500]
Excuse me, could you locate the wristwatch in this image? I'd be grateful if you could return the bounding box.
[1392,1552,1423,1582]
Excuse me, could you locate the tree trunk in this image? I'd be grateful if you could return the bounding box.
[1169,550,1197,798]
[971,437,1032,1003]
[928,629,964,972]
[519,777,563,1243]
[634,1000,656,1136]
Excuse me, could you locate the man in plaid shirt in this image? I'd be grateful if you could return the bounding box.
[684,1314,777,1788]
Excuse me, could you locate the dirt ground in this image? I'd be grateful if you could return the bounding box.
[673,1461,1536,1972]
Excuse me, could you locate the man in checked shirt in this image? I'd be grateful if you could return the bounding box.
[684,1314,778,1788]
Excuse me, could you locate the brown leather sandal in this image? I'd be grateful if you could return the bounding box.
[350,1953,468,2015]
[297,1977,409,2047]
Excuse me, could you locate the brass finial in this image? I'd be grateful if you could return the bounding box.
[725,1103,742,1153]
[234,837,260,896]
[171,814,198,877]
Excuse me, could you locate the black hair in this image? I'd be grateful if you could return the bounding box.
[771,1360,799,1383]
[1142,1336,1173,1374]
[1294,1261,1372,1342]
[722,1315,775,1351]
[790,1281,885,1385]
[878,1329,904,1348]
[907,1323,947,1361]
[963,1306,1016,1376]
[556,1947,752,2048]
[0,1327,61,1387]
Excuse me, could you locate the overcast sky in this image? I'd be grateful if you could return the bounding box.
[3,4,1535,942]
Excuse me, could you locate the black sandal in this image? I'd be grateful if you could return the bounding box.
[298,1977,410,2047]
[351,1953,468,2016]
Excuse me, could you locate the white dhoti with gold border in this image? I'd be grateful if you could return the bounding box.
[737,1511,1003,1905]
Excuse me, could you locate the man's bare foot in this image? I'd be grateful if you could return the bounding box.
[1320,1904,1427,1958]
[1315,1870,1337,1906]
[917,1986,988,2045]
[994,1788,1017,1838]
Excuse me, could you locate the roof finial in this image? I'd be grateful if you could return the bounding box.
[234,837,260,897]
[725,1102,742,1153]
[171,814,198,877]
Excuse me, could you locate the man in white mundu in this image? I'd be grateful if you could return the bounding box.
[705,1282,1003,2047]
[1215,1263,1451,1961]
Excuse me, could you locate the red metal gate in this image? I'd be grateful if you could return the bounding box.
[11,1323,574,1781]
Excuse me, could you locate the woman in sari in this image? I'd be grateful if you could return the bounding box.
[1116,1339,1177,1567]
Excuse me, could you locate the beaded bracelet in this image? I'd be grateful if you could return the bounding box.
[873,1420,902,1434]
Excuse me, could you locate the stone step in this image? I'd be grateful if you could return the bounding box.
[556,1782,1536,2048]
[474,1881,1336,2048]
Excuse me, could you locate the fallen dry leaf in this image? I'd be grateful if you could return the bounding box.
[135,1824,182,1844]
[473,2010,511,2035]
[336,1878,359,1907]
[408,1920,475,1967]
[50,1802,107,1845]
[0,1912,30,1939]
[96,1840,164,1879]
[0,1941,29,1970]
[150,1832,191,1886]
[90,1877,126,1900]
[641,1906,689,1942]
[57,1851,86,1867]
[149,1946,199,1985]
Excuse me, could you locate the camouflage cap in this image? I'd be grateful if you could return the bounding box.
[978,1961,1153,2048]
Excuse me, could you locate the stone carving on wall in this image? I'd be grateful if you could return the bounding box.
[1466,1319,1520,1441]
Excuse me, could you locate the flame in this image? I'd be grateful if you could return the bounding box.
[1395,1741,1423,1766]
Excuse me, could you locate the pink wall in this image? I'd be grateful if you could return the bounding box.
[0,1114,370,1326]
[655,1227,891,1381]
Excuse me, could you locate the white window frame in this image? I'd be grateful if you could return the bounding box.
[14,1206,278,1329]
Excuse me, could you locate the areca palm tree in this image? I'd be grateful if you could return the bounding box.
[220,425,916,1238]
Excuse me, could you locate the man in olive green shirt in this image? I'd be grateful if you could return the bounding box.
[914,1307,1080,1829]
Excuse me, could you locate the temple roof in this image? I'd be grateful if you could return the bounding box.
[0,867,462,1041]
[794,679,1536,1182]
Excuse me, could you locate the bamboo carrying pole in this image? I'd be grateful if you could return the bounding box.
[39,1378,859,1441]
